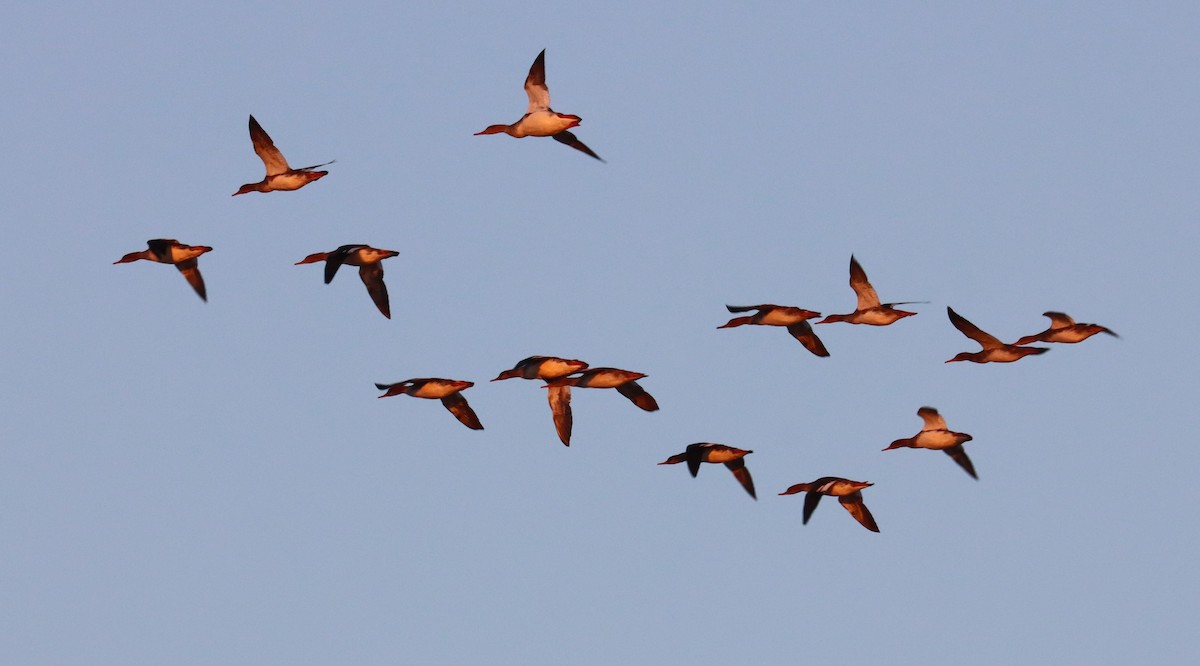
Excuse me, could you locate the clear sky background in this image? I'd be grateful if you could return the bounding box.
[3,2,1197,663]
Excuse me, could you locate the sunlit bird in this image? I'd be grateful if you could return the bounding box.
[114,239,213,301]
[233,115,333,195]
[544,367,658,412]
[1014,311,1119,345]
[817,255,922,326]
[475,49,603,161]
[659,443,756,499]
[718,304,829,357]
[884,406,978,479]
[295,245,399,319]
[492,356,590,446]
[945,306,1049,363]
[375,378,483,430]
[779,477,879,532]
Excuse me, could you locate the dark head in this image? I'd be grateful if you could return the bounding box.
[295,252,330,265]
[883,438,913,451]
[474,124,512,136]
[232,182,262,196]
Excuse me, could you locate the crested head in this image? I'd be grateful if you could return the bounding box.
[232,182,261,196]
[945,352,977,364]
[556,113,582,129]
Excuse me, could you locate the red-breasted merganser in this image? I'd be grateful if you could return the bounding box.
[474,49,603,161]
[779,477,879,532]
[492,356,589,446]
[375,378,483,430]
[884,406,977,479]
[295,245,399,318]
[543,367,658,412]
[946,307,1049,363]
[658,443,756,499]
[114,239,213,301]
[1014,311,1119,345]
[817,255,921,326]
[233,115,333,195]
[718,304,829,357]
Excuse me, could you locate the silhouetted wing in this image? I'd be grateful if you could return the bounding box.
[787,321,830,357]
[724,459,757,500]
[685,446,703,477]
[323,248,351,284]
[802,491,823,525]
[849,255,880,310]
[547,385,572,446]
[175,259,207,301]
[947,307,1003,349]
[945,445,978,479]
[725,304,769,313]
[552,131,604,161]
[442,393,483,430]
[525,49,550,112]
[616,381,659,411]
[147,239,176,260]
[358,263,391,319]
[248,115,290,176]
[839,492,880,532]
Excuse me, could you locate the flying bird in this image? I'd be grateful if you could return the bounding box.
[375,378,483,430]
[492,356,590,446]
[113,239,212,301]
[884,406,978,479]
[779,477,879,532]
[817,255,921,326]
[1014,311,1119,345]
[659,443,756,499]
[718,304,829,357]
[233,115,333,195]
[295,245,399,318]
[475,49,603,161]
[946,307,1049,363]
[544,367,659,412]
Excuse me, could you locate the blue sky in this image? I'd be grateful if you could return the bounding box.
[3,2,1197,663]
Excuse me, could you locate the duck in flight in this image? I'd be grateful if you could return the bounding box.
[475,49,603,161]
[375,378,483,430]
[884,406,978,479]
[295,245,399,318]
[544,367,658,412]
[946,307,1049,363]
[817,255,921,326]
[234,115,333,195]
[718,304,829,357]
[492,356,590,446]
[659,443,756,499]
[114,239,213,301]
[1014,311,1118,345]
[779,477,879,532]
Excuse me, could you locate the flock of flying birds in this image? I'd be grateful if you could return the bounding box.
[112,50,1118,533]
